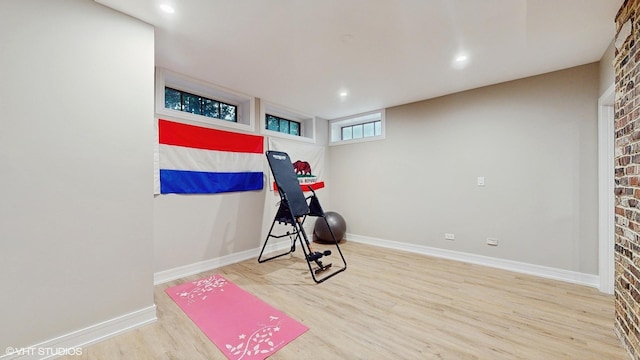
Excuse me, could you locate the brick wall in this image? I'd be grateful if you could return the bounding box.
[616,0,640,358]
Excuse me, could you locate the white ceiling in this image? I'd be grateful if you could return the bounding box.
[96,0,621,119]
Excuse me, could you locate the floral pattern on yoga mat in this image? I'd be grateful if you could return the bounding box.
[225,315,285,359]
[176,275,228,304]
[166,274,308,360]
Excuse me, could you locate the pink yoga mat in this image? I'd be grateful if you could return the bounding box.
[165,275,308,359]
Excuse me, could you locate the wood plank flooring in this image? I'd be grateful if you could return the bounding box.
[64,241,628,359]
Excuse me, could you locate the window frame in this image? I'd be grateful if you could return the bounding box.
[155,68,255,132]
[341,119,381,140]
[260,100,316,143]
[329,109,386,146]
[266,113,301,136]
[164,87,238,122]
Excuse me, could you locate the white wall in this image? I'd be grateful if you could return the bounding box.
[154,189,267,272]
[328,63,600,274]
[600,39,616,94]
[0,0,155,349]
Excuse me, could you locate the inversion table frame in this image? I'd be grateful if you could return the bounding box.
[259,150,347,283]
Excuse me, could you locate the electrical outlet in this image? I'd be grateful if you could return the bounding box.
[445,233,455,240]
[477,176,485,186]
[486,238,498,246]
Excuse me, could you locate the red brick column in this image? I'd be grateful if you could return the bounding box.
[615,0,640,358]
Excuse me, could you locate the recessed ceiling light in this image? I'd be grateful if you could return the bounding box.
[160,4,175,13]
[339,91,348,97]
[452,53,470,69]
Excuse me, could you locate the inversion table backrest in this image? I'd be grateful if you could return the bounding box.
[266,151,310,217]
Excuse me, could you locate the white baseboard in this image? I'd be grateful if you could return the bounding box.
[0,305,156,360]
[156,234,599,289]
[346,233,600,288]
[154,240,292,285]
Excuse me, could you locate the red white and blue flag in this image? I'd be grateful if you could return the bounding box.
[157,119,264,194]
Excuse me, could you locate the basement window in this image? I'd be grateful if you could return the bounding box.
[165,87,237,122]
[266,114,300,136]
[330,109,385,145]
[260,100,315,142]
[156,68,255,132]
[341,120,381,140]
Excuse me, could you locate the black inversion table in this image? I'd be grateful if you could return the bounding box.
[259,151,347,283]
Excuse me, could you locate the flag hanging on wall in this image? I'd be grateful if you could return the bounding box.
[156,119,264,194]
[268,138,325,192]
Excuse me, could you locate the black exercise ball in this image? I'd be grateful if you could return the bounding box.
[314,211,346,243]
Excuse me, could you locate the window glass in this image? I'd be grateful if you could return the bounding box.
[342,127,352,140]
[363,122,375,137]
[289,121,300,136]
[220,103,236,121]
[353,124,363,139]
[267,115,279,131]
[165,88,181,110]
[182,93,201,114]
[202,98,220,118]
[279,119,290,134]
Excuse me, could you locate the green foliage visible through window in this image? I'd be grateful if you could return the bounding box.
[165,87,237,122]
[266,114,300,136]
[341,120,381,140]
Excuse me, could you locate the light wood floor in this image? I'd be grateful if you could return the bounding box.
[65,242,628,359]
